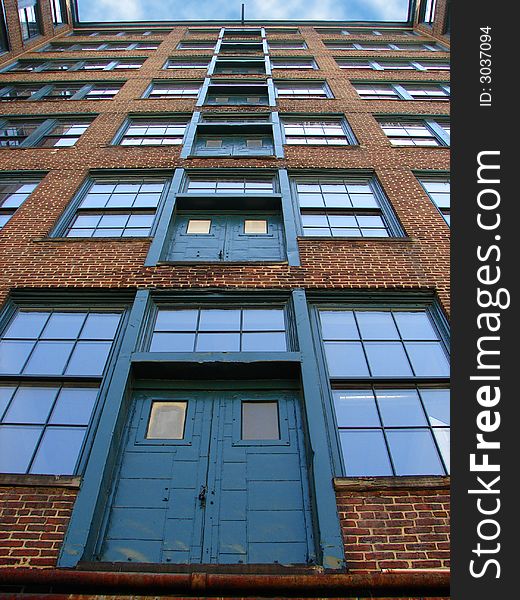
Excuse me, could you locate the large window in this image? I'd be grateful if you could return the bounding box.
[4,59,145,72]
[282,117,356,145]
[58,176,168,238]
[184,173,276,194]
[205,82,269,106]
[318,306,449,476]
[418,174,450,225]
[115,116,188,146]
[0,82,123,101]
[325,41,445,51]
[336,58,449,71]
[0,117,93,148]
[270,57,317,70]
[41,41,159,52]
[150,307,288,352]
[354,82,450,101]
[0,177,40,229]
[378,118,450,147]
[18,0,41,42]
[51,0,66,26]
[164,58,211,70]
[0,307,122,474]
[292,175,402,238]
[275,81,332,99]
[144,81,201,99]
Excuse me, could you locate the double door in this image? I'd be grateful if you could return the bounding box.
[167,211,286,262]
[99,387,315,565]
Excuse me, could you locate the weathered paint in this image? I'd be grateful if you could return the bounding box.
[98,387,315,565]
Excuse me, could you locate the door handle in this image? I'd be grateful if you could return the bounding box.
[198,485,207,507]
[218,250,223,260]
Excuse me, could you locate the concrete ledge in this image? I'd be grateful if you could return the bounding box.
[0,474,81,488]
[334,475,451,491]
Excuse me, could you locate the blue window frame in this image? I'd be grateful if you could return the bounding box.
[282,116,357,145]
[275,81,332,99]
[204,82,269,106]
[418,174,450,226]
[176,41,215,50]
[113,116,189,146]
[325,41,446,51]
[143,81,201,99]
[315,304,449,477]
[0,307,123,475]
[378,117,450,146]
[335,58,449,71]
[219,41,265,54]
[164,57,211,70]
[354,82,450,101]
[0,176,41,229]
[270,57,317,70]
[2,58,145,72]
[149,307,288,353]
[0,117,93,148]
[0,82,124,101]
[18,0,41,42]
[213,59,266,75]
[291,173,403,238]
[54,175,170,238]
[268,40,307,49]
[191,115,276,157]
[41,41,159,52]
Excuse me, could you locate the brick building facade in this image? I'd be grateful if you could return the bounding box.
[0,0,451,596]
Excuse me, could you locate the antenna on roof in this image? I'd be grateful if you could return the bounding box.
[241,3,245,25]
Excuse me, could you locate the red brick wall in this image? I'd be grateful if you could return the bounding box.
[0,485,77,568]
[337,480,450,573]
[1,0,72,61]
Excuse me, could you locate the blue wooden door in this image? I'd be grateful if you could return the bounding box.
[98,387,314,565]
[193,135,274,156]
[167,212,286,262]
[166,214,227,261]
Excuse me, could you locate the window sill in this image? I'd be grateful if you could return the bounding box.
[34,236,152,242]
[298,236,411,242]
[0,473,81,488]
[334,475,450,491]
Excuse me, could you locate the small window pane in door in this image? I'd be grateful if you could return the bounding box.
[146,401,187,439]
[187,219,211,234]
[246,139,262,148]
[206,140,222,148]
[241,401,280,440]
[244,219,267,234]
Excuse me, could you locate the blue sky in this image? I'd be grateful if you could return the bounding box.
[77,0,409,23]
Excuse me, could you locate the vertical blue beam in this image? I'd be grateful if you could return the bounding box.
[292,289,346,570]
[279,169,300,267]
[58,290,151,568]
[196,77,210,107]
[267,78,276,106]
[271,111,284,159]
[180,111,200,159]
[145,168,185,266]
[429,119,450,146]
[207,55,217,76]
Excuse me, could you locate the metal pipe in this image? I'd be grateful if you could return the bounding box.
[0,568,449,597]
